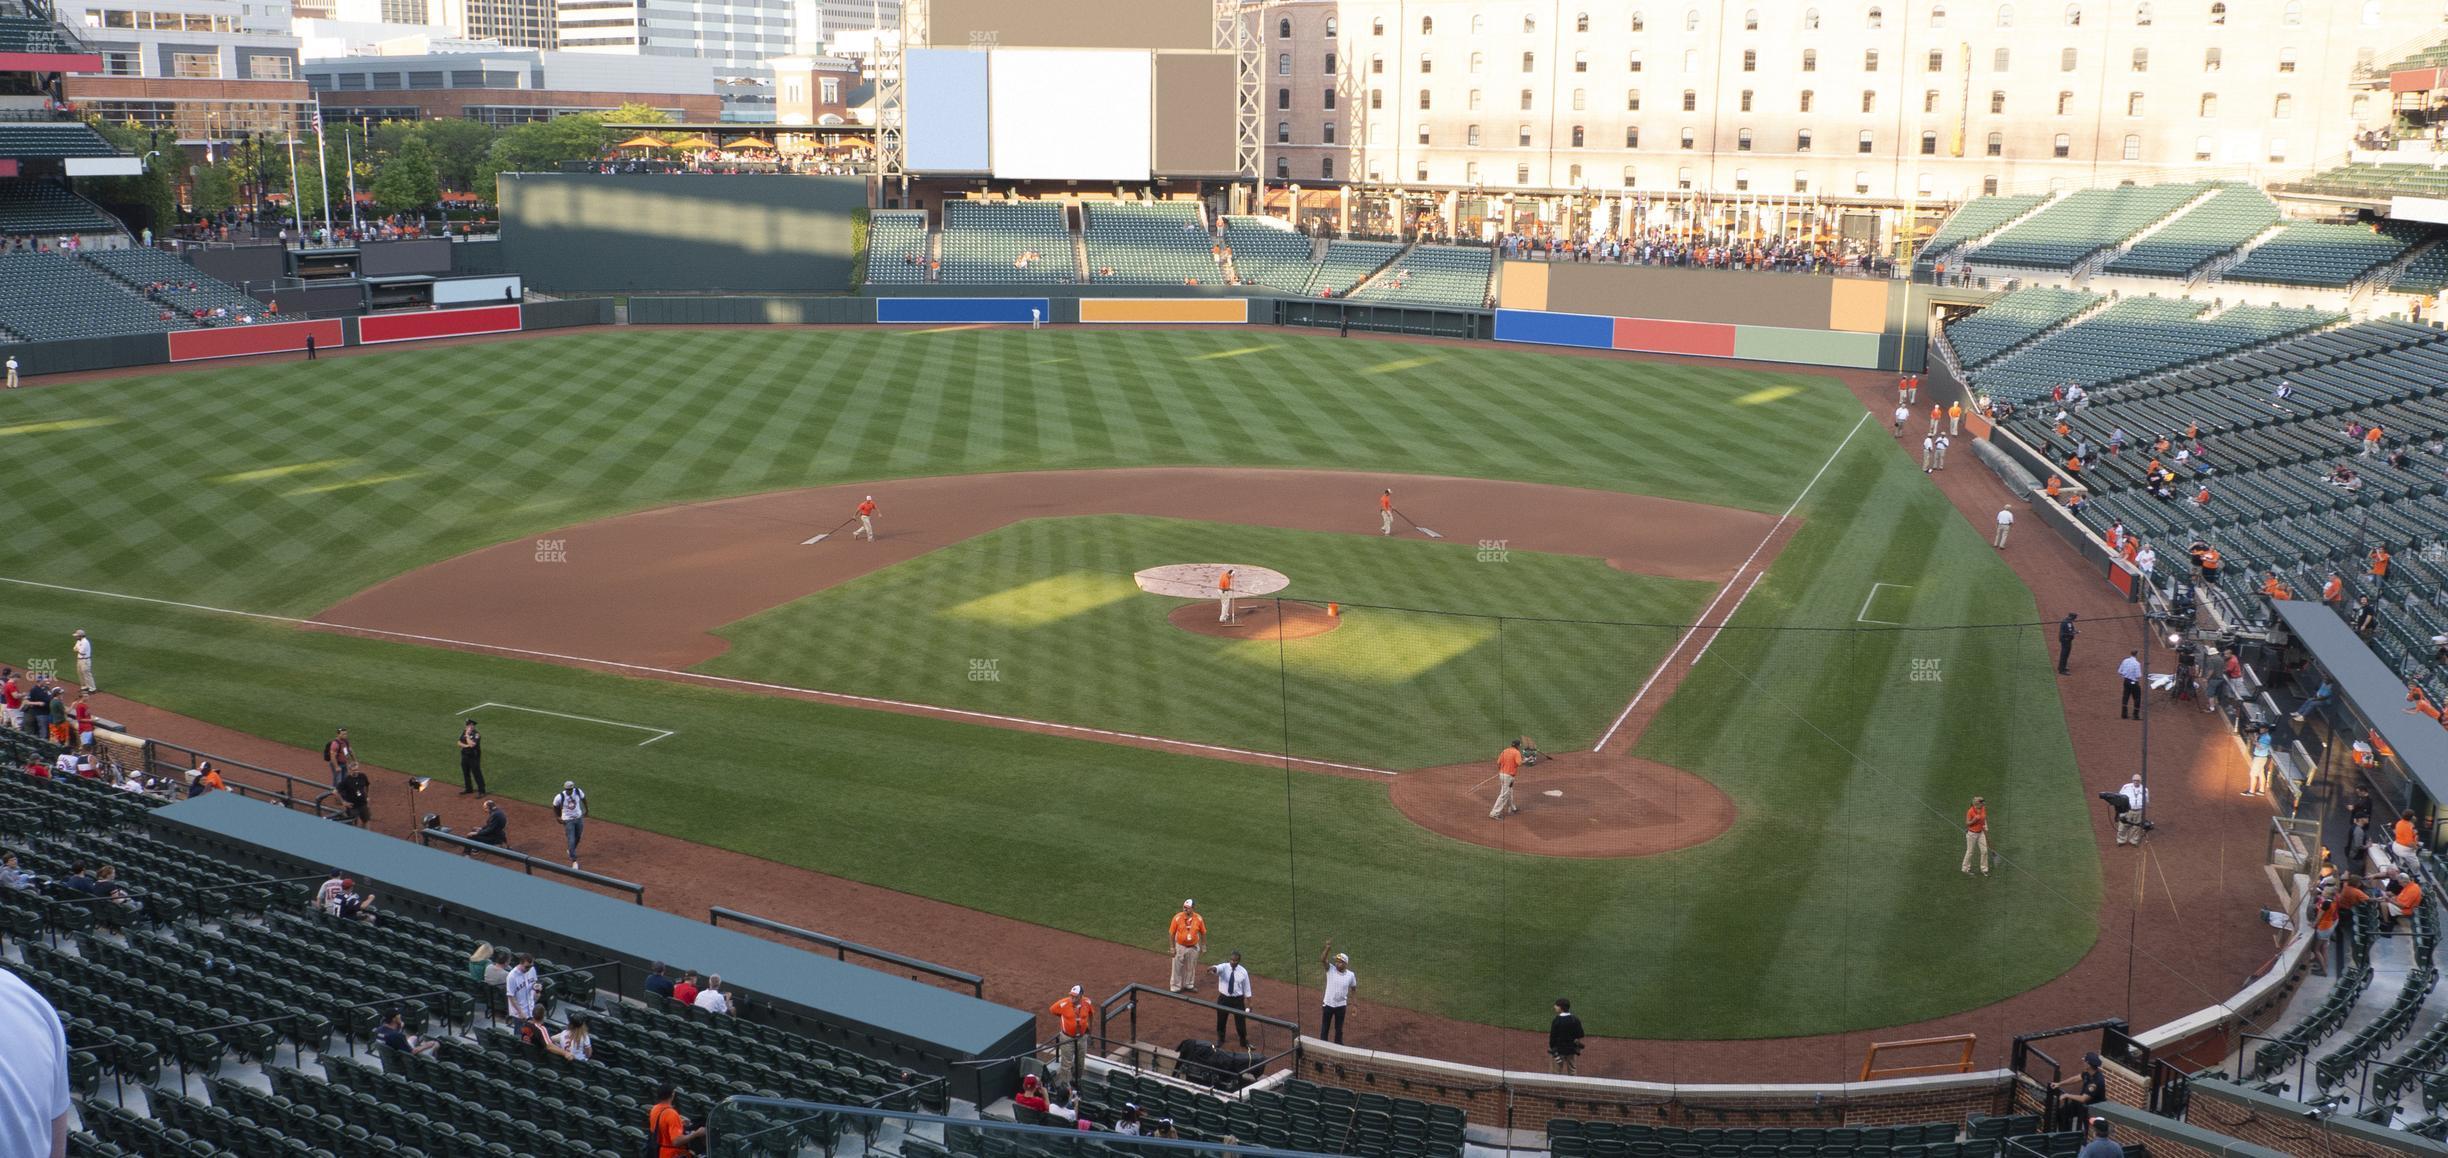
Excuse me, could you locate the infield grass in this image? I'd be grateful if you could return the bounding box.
[0,328,2101,1038]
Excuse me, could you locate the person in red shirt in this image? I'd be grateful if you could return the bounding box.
[1962,797,1990,875]
[1014,1073,1053,1119]
[0,668,19,734]
[854,495,879,541]
[71,696,92,750]
[670,971,701,1006]
[648,1084,706,1158]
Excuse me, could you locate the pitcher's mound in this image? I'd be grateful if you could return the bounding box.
[1169,600,1342,640]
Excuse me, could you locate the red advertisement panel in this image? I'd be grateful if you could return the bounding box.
[166,319,347,363]
[357,305,523,345]
[0,52,103,72]
[1611,317,1738,358]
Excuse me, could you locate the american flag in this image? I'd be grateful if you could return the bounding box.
[311,109,323,135]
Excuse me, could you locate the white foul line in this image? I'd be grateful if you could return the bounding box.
[452,701,675,746]
[0,574,1392,777]
[1856,582,1912,627]
[1593,410,1873,753]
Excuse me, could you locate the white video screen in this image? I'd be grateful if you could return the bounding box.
[988,48,1152,181]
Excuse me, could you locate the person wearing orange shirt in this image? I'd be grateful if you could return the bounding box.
[2194,485,2212,507]
[2409,684,2442,722]
[1489,737,1527,819]
[1379,488,1395,535]
[2371,547,2392,584]
[2365,424,2386,458]
[1899,376,1915,405]
[1947,401,1963,435]
[1962,796,1990,875]
[2064,454,2083,477]
[2323,572,2345,605]
[854,495,879,541]
[2185,420,2200,441]
[1166,900,1207,993]
[2261,574,2293,601]
[2045,475,2063,499]
[1216,567,1236,623]
[2394,813,2420,859]
[2121,535,2141,567]
[1928,404,1943,435]
[1048,984,1094,1079]
[648,1084,707,1158]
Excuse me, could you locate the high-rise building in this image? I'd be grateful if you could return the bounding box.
[62,0,316,140]
[1245,0,2428,206]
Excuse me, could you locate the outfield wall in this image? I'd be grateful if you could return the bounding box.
[1491,262,1907,369]
[497,173,866,294]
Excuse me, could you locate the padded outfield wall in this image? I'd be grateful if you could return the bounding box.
[496,173,867,293]
[1495,261,1907,370]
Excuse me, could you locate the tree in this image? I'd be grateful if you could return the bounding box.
[371,134,441,214]
[417,119,499,192]
[80,117,176,231]
[190,160,238,218]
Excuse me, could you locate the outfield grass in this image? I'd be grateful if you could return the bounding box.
[0,328,2099,1037]
[701,516,1713,769]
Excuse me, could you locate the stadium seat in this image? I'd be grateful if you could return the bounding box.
[1081,200,1218,284]
[1221,215,1318,291]
[938,200,1074,284]
[1346,244,1496,308]
[1969,183,2204,270]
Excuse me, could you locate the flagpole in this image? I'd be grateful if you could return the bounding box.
[284,133,304,241]
[313,112,333,240]
[344,129,360,234]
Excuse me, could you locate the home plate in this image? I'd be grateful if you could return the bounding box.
[1542,789,1564,797]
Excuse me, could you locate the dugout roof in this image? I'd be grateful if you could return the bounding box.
[2272,598,2448,803]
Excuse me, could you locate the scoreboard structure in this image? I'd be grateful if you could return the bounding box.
[877,0,1257,186]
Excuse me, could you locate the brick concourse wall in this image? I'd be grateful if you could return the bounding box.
[1294,1044,2015,1132]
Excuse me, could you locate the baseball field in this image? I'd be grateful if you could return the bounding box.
[0,327,2100,1039]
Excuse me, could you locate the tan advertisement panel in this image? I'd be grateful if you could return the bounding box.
[1152,52,1238,176]
[930,0,1210,50]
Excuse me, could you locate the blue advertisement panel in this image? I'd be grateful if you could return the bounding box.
[875,298,1052,324]
[1491,308,1614,349]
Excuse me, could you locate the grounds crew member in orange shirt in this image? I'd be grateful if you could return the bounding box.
[1928,403,1943,435]
[1947,401,1963,435]
[1962,796,1990,875]
[1166,900,1207,993]
[854,495,879,541]
[1216,567,1235,623]
[1380,489,1395,535]
[1489,737,1527,819]
[1049,984,1094,1079]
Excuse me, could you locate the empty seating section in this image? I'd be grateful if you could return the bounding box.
[1082,200,1217,284]
[2276,162,2448,201]
[0,761,954,1158]
[1307,240,1404,297]
[0,250,191,340]
[0,121,117,159]
[1348,244,1495,308]
[0,14,75,53]
[2224,222,2417,287]
[865,209,930,284]
[2104,185,2280,277]
[1970,298,2342,398]
[1067,1071,1463,1157]
[1972,183,2201,270]
[1916,194,2044,269]
[1548,1116,2000,1158]
[1941,287,2100,367]
[0,179,119,235]
[1221,215,1317,291]
[2389,244,2448,296]
[83,247,262,319]
[938,200,1073,284]
[2000,319,2448,689]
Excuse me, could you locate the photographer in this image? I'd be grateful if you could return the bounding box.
[2100,775,2150,846]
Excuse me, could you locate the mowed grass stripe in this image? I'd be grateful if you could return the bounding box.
[0,329,2100,1038]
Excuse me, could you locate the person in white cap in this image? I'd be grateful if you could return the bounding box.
[1317,939,1355,1043]
[1048,983,1093,1079]
[1993,505,2015,549]
[855,495,878,541]
[551,780,588,868]
[70,631,92,694]
[1166,899,1206,993]
[1216,569,1235,624]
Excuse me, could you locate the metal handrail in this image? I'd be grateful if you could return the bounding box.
[142,737,332,815]
[707,907,981,996]
[414,826,644,903]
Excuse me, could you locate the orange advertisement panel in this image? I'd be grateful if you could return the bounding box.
[1495,261,1549,311]
[1826,279,1889,334]
[1076,298,1250,324]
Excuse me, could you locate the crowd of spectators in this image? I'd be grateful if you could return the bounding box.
[1492,229,1896,275]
